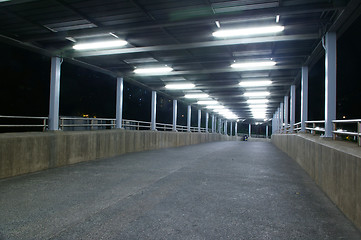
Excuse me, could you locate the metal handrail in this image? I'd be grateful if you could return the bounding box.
[332,119,361,146]
[0,115,48,131]
[277,119,361,147]
[0,115,212,134]
[304,120,325,135]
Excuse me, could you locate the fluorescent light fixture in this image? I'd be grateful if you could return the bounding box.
[213,25,284,38]
[239,80,272,87]
[215,21,221,28]
[73,40,127,50]
[135,66,173,75]
[184,93,209,99]
[247,99,269,104]
[165,83,195,90]
[231,61,276,69]
[249,104,268,109]
[197,100,218,105]
[0,0,11,2]
[244,91,270,97]
[109,32,119,38]
[215,109,231,113]
[65,37,76,43]
[206,105,224,109]
[225,115,238,119]
[253,115,266,119]
[251,109,267,113]
[276,15,280,23]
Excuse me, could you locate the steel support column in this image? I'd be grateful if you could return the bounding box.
[187,105,191,132]
[324,32,337,138]
[301,66,308,132]
[151,91,157,131]
[205,112,209,133]
[230,122,233,136]
[197,109,201,132]
[284,96,289,132]
[290,85,296,132]
[277,108,281,133]
[224,120,228,135]
[266,125,269,138]
[280,102,284,132]
[234,121,238,137]
[172,100,177,131]
[218,118,222,133]
[248,124,251,137]
[115,77,123,129]
[48,57,61,131]
[211,115,215,133]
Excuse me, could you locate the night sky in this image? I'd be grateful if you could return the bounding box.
[1,14,361,133]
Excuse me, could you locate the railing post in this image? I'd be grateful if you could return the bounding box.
[43,119,46,132]
[61,118,64,130]
[312,123,316,135]
[358,122,361,147]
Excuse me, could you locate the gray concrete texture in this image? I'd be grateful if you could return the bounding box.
[0,130,232,179]
[0,141,360,240]
[272,133,361,232]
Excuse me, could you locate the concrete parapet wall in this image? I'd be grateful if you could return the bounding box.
[272,133,361,231]
[0,130,233,179]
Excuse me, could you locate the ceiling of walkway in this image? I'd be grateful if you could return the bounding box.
[1,0,361,122]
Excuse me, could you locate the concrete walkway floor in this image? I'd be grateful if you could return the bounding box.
[0,141,360,240]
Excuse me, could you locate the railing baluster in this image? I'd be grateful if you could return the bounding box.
[357,122,361,147]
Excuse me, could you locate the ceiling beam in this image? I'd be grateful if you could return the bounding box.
[71,34,318,58]
[127,64,300,77]
[19,3,345,42]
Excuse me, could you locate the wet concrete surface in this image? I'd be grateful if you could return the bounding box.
[0,141,360,240]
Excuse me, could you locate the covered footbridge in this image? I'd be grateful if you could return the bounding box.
[0,0,361,239]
